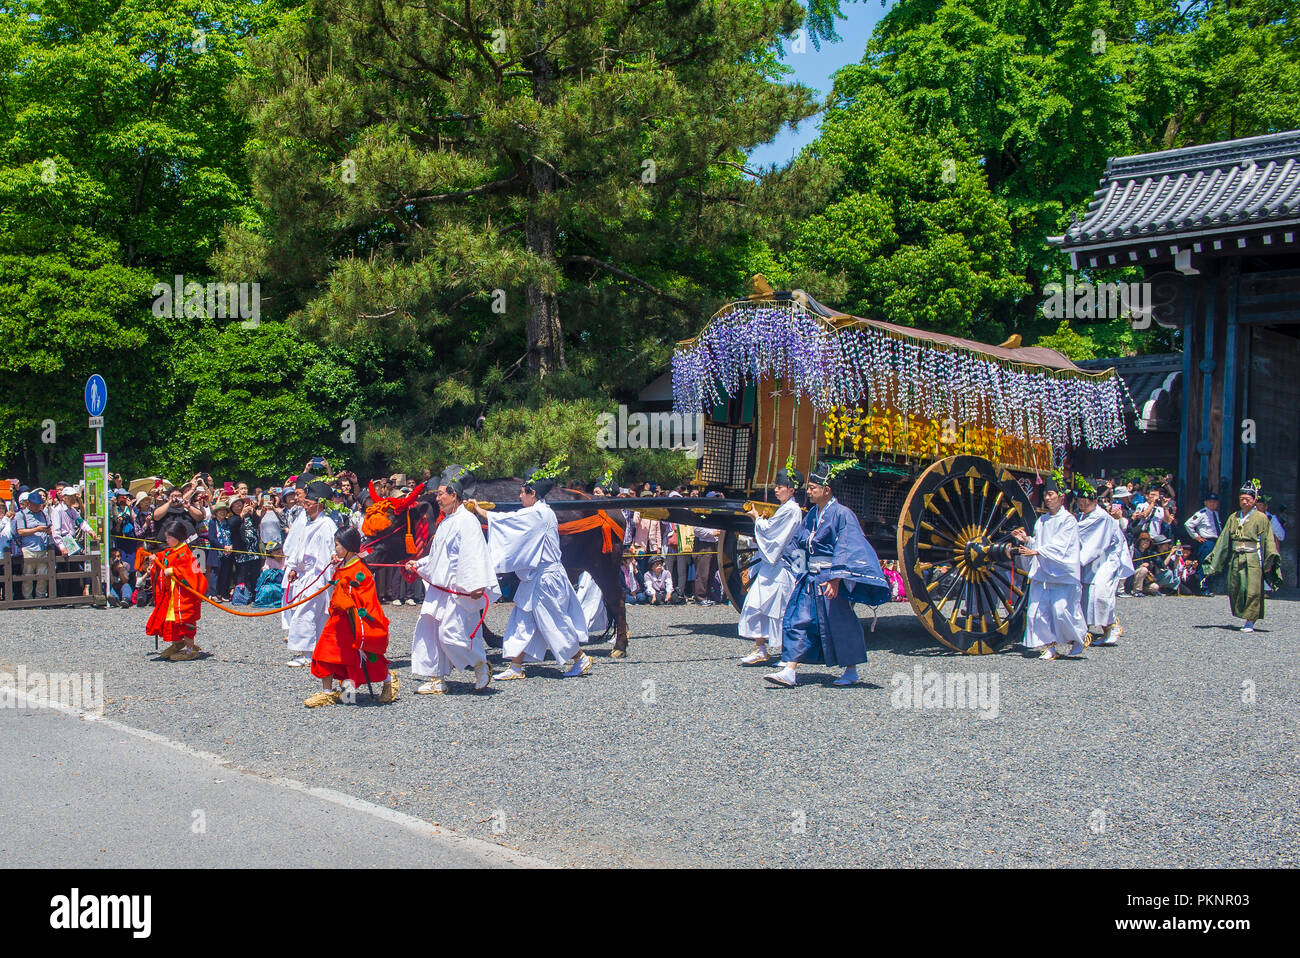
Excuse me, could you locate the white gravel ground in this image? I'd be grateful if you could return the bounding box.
[0,590,1296,867]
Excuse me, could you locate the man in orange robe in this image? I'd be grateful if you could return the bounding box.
[305,527,398,707]
[146,520,209,661]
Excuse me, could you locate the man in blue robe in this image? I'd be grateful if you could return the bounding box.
[764,460,891,688]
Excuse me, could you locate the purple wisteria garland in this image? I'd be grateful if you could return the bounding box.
[671,302,1135,450]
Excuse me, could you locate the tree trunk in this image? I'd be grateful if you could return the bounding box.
[525,192,564,377]
[524,3,565,377]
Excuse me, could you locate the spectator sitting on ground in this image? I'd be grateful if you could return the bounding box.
[643,555,682,605]
[1128,531,1176,596]
[109,548,133,605]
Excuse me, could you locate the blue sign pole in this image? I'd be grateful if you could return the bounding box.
[85,374,107,416]
[85,374,107,453]
[84,375,110,599]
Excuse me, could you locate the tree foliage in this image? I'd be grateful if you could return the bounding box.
[780,80,1029,341]
[214,0,837,470]
[0,0,373,483]
[791,0,1300,352]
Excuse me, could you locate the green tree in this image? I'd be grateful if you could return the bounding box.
[831,0,1298,352]
[218,0,826,377]
[163,323,371,481]
[0,0,370,482]
[214,0,841,470]
[780,80,1029,341]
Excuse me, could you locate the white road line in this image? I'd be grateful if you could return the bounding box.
[6,686,553,869]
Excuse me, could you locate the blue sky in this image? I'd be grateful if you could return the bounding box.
[747,3,888,169]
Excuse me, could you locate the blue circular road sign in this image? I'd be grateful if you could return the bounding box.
[85,374,107,417]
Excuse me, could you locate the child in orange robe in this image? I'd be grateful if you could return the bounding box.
[146,520,209,661]
[305,527,397,707]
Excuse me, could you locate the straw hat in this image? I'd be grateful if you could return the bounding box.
[128,476,173,495]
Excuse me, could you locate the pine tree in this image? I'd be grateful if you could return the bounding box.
[219,0,825,380]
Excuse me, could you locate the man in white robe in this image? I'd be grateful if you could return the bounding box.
[471,467,592,680]
[1255,492,1286,593]
[405,466,499,694]
[738,466,804,665]
[1076,482,1135,647]
[575,572,609,635]
[282,481,339,667]
[1013,477,1087,660]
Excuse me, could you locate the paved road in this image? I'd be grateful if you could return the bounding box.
[1,591,1297,867]
[0,704,542,868]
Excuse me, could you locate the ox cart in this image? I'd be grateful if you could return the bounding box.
[545,285,1132,654]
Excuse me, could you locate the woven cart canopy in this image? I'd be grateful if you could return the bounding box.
[672,290,1132,450]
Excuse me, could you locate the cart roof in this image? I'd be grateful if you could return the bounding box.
[678,289,1106,375]
[672,286,1134,451]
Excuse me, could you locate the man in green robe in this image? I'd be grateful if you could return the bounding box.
[1203,483,1281,632]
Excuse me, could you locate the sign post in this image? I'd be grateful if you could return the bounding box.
[84,375,109,601]
[85,374,107,454]
[83,453,109,601]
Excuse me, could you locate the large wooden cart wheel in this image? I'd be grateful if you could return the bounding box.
[717,530,761,612]
[897,456,1034,654]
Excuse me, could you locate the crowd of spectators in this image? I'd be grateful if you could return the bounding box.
[586,481,725,607]
[5,462,1284,609]
[0,460,438,608]
[1071,473,1286,597]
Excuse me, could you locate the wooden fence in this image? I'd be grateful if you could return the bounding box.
[0,551,106,609]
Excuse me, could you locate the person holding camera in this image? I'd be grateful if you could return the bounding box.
[153,481,205,529]
[258,491,285,570]
[109,548,133,605]
[1129,485,1167,542]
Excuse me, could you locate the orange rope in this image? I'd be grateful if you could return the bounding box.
[557,510,624,553]
[173,576,334,617]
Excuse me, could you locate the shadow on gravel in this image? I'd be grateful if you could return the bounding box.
[763,675,884,690]
[1193,624,1270,632]
[658,623,737,640]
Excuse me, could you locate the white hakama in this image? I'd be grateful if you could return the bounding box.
[1077,508,1135,629]
[281,513,337,653]
[410,505,499,677]
[576,572,609,635]
[736,498,802,646]
[486,501,586,663]
[1022,508,1086,650]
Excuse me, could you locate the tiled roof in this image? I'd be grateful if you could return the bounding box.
[1052,131,1300,251]
[1077,354,1182,432]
